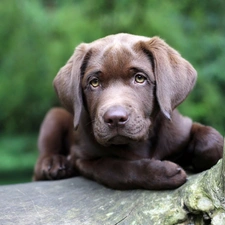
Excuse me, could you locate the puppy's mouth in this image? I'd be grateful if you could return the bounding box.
[93,115,151,146]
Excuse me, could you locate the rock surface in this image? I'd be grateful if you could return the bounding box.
[1,158,225,225]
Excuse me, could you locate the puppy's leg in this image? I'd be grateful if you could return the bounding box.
[33,108,78,181]
[76,158,187,190]
[185,123,223,172]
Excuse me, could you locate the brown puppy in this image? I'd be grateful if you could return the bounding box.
[33,33,223,190]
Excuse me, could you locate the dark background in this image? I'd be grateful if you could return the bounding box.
[0,0,224,185]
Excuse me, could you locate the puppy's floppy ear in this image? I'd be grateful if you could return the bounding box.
[53,43,88,130]
[142,37,197,120]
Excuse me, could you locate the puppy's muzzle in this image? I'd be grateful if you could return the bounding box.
[103,105,129,128]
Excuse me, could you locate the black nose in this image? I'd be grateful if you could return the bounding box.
[103,106,129,128]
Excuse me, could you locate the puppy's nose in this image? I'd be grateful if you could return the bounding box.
[103,106,129,128]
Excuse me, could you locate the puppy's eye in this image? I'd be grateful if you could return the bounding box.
[90,78,99,88]
[135,74,146,84]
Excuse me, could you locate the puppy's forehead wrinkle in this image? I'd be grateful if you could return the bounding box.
[89,37,141,67]
[101,45,134,68]
[85,33,152,67]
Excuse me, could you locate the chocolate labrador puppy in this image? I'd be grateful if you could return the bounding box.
[33,33,223,190]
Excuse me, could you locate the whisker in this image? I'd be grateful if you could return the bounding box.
[84,118,96,127]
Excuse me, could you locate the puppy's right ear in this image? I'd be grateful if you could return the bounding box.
[53,44,88,130]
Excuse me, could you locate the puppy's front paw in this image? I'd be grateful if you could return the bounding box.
[162,160,187,186]
[144,160,187,190]
[158,160,187,189]
[34,154,75,181]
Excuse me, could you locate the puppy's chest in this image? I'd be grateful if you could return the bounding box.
[111,145,152,160]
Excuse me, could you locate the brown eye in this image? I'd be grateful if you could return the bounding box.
[135,74,146,84]
[90,78,99,88]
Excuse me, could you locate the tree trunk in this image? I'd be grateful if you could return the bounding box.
[1,142,225,225]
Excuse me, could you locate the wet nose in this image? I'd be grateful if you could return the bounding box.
[103,106,129,128]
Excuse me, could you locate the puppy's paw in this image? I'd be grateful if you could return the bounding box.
[34,154,76,181]
[144,160,187,190]
[158,160,187,189]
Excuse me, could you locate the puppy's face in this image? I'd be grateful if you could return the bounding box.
[82,43,156,145]
[54,33,197,146]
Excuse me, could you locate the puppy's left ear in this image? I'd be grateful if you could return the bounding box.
[53,43,89,129]
[142,37,197,120]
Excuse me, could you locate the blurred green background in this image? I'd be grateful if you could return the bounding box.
[0,0,224,185]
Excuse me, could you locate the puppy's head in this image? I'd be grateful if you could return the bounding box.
[54,33,197,146]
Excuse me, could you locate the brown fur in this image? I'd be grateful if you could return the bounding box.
[33,33,223,190]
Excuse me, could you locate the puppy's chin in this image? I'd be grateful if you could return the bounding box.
[107,135,132,145]
[95,133,150,147]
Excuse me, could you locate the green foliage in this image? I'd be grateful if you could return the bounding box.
[0,134,38,184]
[0,0,225,184]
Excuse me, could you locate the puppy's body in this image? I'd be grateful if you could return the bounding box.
[34,33,223,190]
